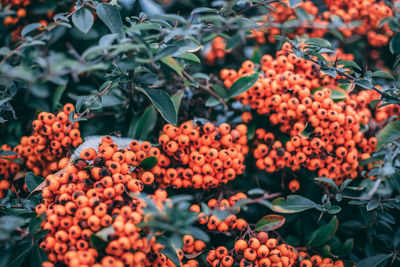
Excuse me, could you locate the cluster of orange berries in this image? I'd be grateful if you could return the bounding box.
[205,37,227,65]
[0,104,81,198]
[14,103,82,177]
[220,43,380,184]
[156,120,248,189]
[299,253,345,267]
[254,0,395,47]
[190,192,248,232]
[0,144,20,198]
[177,235,206,266]
[36,136,178,267]
[207,232,300,267]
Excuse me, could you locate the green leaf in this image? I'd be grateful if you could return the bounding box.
[30,245,48,267]
[271,195,319,213]
[377,121,400,150]
[225,34,241,50]
[315,177,339,191]
[130,106,157,140]
[289,0,302,8]
[155,45,181,61]
[171,91,184,112]
[356,254,391,267]
[367,200,380,211]
[158,237,180,266]
[72,8,94,33]
[175,53,200,63]
[52,84,66,112]
[305,38,332,49]
[307,216,338,247]
[371,70,394,80]
[25,173,44,193]
[227,72,259,99]
[356,79,373,90]
[138,156,158,170]
[340,60,361,71]
[139,87,177,125]
[90,234,108,251]
[387,173,400,193]
[161,56,183,77]
[21,23,42,37]
[0,150,17,156]
[96,3,124,35]
[390,33,400,54]
[327,205,341,214]
[255,215,286,232]
[330,88,347,101]
[7,241,32,267]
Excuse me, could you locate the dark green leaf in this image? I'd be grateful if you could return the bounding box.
[289,0,302,8]
[96,3,124,35]
[227,72,259,99]
[25,173,44,193]
[155,45,181,61]
[7,241,32,267]
[52,84,66,112]
[139,87,177,125]
[367,200,380,211]
[305,38,332,49]
[356,254,390,267]
[390,34,400,54]
[30,244,48,267]
[161,56,183,77]
[131,106,157,140]
[340,60,361,71]
[158,237,180,266]
[21,23,42,37]
[171,91,184,113]
[377,121,400,150]
[307,216,338,247]
[72,8,94,33]
[356,79,373,90]
[315,177,339,191]
[138,156,158,170]
[255,215,286,232]
[271,195,319,213]
[371,70,394,80]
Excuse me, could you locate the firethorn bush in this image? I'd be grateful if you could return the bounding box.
[1,0,400,267]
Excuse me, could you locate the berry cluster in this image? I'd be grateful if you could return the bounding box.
[13,103,82,177]
[207,231,299,267]
[220,43,378,184]
[205,37,227,65]
[177,235,206,266]
[256,0,394,47]
[190,192,248,232]
[36,136,175,267]
[0,144,20,198]
[299,253,345,267]
[156,120,249,189]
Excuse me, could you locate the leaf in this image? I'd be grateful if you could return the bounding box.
[371,70,394,80]
[96,3,124,35]
[271,195,319,213]
[377,121,400,150]
[25,173,44,193]
[356,79,373,90]
[390,33,400,54]
[131,106,157,140]
[225,34,241,50]
[305,38,332,49]
[255,215,286,232]
[327,205,341,214]
[52,84,66,112]
[227,72,259,99]
[191,7,218,15]
[0,150,17,156]
[356,254,390,267]
[138,156,158,170]
[307,216,338,247]
[30,244,48,267]
[289,0,303,8]
[339,60,361,71]
[90,234,108,251]
[171,91,184,112]
[139,87,177,125]
[161,56,183,77]
[388,173,400,193]
[314,177,339,191]
[367,200,380,211]
[175,53,200,63]
[72,8,94,34]
[7,241,32,267]
[158,237,180,266]
[155,45,181,61]
[21,23,42,37]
